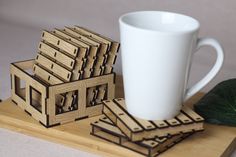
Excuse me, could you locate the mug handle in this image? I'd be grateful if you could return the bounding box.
[184,38,224,101]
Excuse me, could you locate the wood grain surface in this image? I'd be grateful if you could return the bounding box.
[0,76,236,157]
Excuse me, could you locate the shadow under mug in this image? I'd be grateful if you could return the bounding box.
[119,11,224,120]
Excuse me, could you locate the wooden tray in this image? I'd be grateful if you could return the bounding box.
[0,79,236,156]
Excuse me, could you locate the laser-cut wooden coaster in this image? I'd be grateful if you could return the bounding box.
[91,117,194,157]
[102,98,204,141]
[11,25,119,127]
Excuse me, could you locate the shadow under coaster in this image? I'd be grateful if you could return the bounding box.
[102,98,204,141]
[91,116,194,157]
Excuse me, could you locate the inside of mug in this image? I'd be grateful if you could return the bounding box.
[120,11,199,33]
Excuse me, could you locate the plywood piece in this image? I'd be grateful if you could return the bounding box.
[46,28,110,113]
[85,105,103,117]
[11,24,119,127]
[54,29,92,48]
[96,88,106,101]
[103,99,204,141]
[88,84,107,106]
[91,119,194,157]
[103,100,143,133]
[61,91,76,113]
[67,59,84,81]
[64,27,101,46]
[32,64,65,106]
[152,120,169,129]
[81,69,92,79]
[92,120,122,136]
[71,70,82,81]
[34,45,77,113]
[35,53,72,82]
[38,41,75,70]
[53,29,98,59]
[46,73,115,125]
[86,87,96,107]
[114,98,156,131]
[99,115,113,124]
[182,106,204,122]
[11,61,65,115]
[33,64,63,85]
[176,112,193,124]
[103,66,113,75]
[64,27,109,57]
[10,62,48,123]
[51,31,88,60]
[73,26,120,53]
[94,54,107,67]
[83,57,96,70]
[92,67,103,77]
[165,118,181,126]
[105,54,117,66]
[41,31,79,57]
[155,137,168,144]
[11,60,115,127]
[2,89,236,157]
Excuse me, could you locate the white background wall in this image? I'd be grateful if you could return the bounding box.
[1,0,236,99]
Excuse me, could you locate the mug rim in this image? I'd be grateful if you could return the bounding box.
[119,11,200,34]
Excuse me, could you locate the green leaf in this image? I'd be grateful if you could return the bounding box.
[194,79,236,126]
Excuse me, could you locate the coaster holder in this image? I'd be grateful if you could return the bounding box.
[10,59,115,127]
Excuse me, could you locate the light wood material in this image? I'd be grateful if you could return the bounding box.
[64,27,109,57]
[1,84,236,157]
[73,26,120,53]
[103,98,203,141]
[10,25,119,127]
[38,41,75,70]
[35,53,72,82]
[39,26,119,115]
[42,30,81,57]
[10,60,115,127]
[33,64,63,85]
[91,119,193,157]
[103,98,204,141]
[53,29,98,59]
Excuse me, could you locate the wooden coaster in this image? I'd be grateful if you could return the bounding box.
[35,26,120,114]
[11,25,120,127]
[103,98,204,141]
[91,117,194,157]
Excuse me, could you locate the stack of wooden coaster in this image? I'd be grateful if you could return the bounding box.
[33,26,119,114]
[91,98,204,156]
[11,25,119,127]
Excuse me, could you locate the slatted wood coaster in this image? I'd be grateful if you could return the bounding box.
[91,117,194,157]
[10,25,119,127]
[100,98,204,142]
[90,98,204,156]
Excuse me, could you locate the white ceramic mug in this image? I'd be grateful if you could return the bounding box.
[119,11,224,120]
